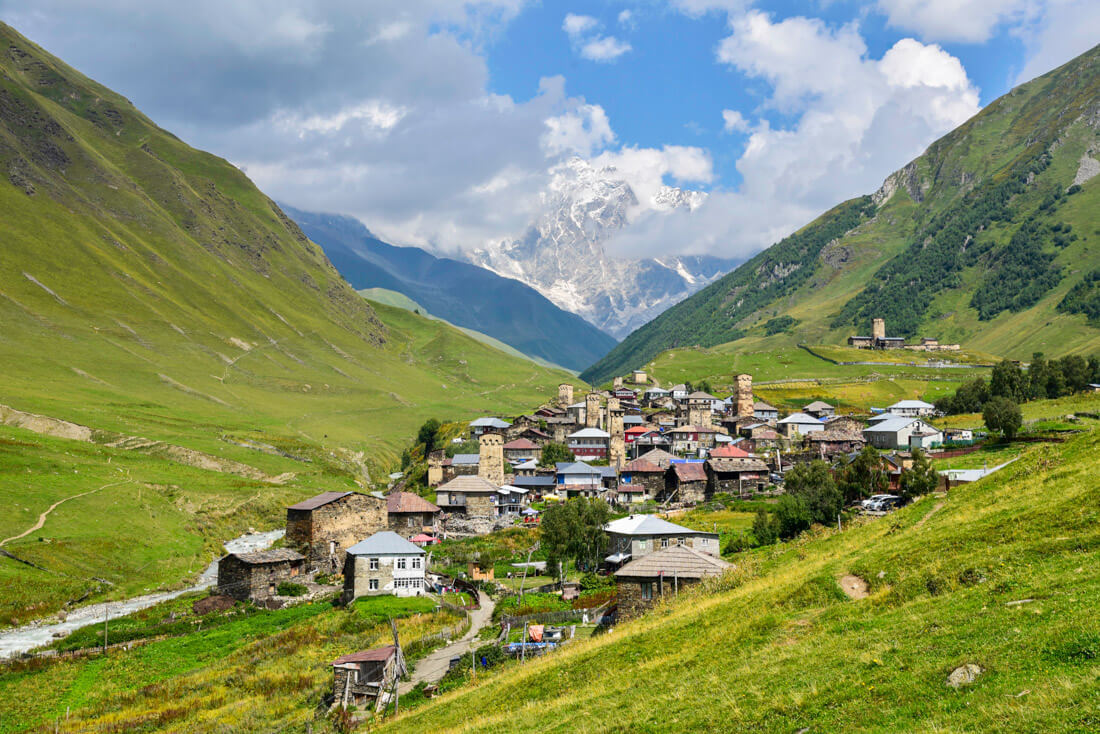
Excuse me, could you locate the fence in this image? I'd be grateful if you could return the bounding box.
[499,602,611,628]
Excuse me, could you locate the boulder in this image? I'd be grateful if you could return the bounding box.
[947,663,983,688]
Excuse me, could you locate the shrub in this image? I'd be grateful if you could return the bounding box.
[276,582,309,597]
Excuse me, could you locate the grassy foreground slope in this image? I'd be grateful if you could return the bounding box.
[0,23,576,624]
[583,45,1100,384]
[392,409,1100,732]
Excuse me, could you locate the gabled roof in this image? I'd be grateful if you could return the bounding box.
[887,400,935,410]
[867,412,907,423]
[347,531,425,556]
[669,384,689,392]
[708,457,769,473]
[688,391,718,400]
[556,461,602,475]
[804,401,834,411]
[605,514,704,536]
[625,425,653,435]
[450,453,480,465]
[437,475,500,493]
[671,462,708,482]
[229,548,304,565]
[513,459,539,470]
[778,412,824,425]
[621,457,663,473]
[287,491,354,511]
[614,545,732,579]
[709,444,750,458]
[568,428,611,439]
[671,424,717,434]
[333,645,396,666]
[635,448,678,468]
[503,438,538,450]
[862,417,923,434]
[623,415,645,424]
[469,417,511,428]
[510,475,556,487]
[753,400,778,411]
[387,491,440,514]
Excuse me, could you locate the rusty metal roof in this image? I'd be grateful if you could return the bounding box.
[333,645,396,666]
[386,491,441,514]
[672,462,707,482]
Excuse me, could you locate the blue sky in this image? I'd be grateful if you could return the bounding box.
[2,0,1096,260]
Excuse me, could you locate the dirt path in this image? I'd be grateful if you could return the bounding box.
[0,478,131,547]
[912,500,947,532]
[839,574,869,600]
[400,590,496,694]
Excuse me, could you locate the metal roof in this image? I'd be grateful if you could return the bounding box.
[672,463,708,482]
[556,461,602,475]
[614,545,731,579]
[287,491,353,511]
[804,401,834,411]
[469,417,511,428]
[568,427,611,438]
[887,400,935,409]
[862,417,923,433]
[333,645,397,666]
[346,531,426,556]
[621,457,664,473]
[229,548,305,564]
[778,412,824,424]
[450,453,480,465]
[436,475,500,493]
[386,491,440,514]
[605,514,709,536]
[511,475,555,487]
[503,438,538,450]
[709,444,751,458]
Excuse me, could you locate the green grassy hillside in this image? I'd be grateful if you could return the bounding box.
[0,23,577,624]
[582,44,1100,384]
[388,401,1100,732]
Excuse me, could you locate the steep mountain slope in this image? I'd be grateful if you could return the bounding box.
[286,206,617,372]
[0,23,576,622]
[473,158,742,338]
[390,414,1100,732]
[583,45,1100,384]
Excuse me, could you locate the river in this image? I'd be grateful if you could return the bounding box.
[0,529,284,658]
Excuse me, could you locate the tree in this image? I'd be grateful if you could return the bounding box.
[752,509,777,546]
[783,460,843,525]
[983,396,1023,440]
[837,446,888,504]
[416,418,442,454]
[540,442,575,466]
[1027,353,1050,400]
[772,495,812,540]
[540,497,611,573]
[898,449,938,501]
[697,380,713,395]
[990,360,1025,402]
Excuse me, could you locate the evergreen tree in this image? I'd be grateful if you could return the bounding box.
[773,495,812,540]
[752,509,777,546]
[783,460,843,525]
[416,418,442,453]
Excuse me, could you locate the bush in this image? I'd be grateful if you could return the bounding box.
[276,582,308,597]
[752,509,777,546]
[983,396,1023,439]
[773,495,812,540]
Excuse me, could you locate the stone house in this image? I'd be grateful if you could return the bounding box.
[631,369,647,384]
[386,491,441,538]
[567,427,610,460]
[441,453,479,483]
[603,514,720,567]
[663,462,709,504]
[824,415,865,434]
[706,457,770,495]
[469,416,510,437]
[804,401,836,419]
[807,428,867,458]
[286,492,387,573]
[332,645,403,711]
[342,531,427,601]
[217,549,306,602]
[752,400,779,422]
[777,413,825,438]
[614,546,731,618]
[669,424,718,455]
[435,475,500,517]
[618,456,665,502]
[503,438,539,462]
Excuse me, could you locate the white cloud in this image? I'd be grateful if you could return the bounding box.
[617,9,635,27]
[721,109,749,132]
[277,99,407,137]
[580,35,633,61]
[606,10,981,259]
[590,145,713,210]
[562,13,598,37]
[1014,0,1100,83]
[671,0,751,17]
[542,101,616,156]
[875,0,1036,43]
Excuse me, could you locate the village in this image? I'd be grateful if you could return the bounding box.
[198,326,1001,721]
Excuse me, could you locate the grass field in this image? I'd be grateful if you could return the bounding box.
[384,418,1100,732]
[0,595,456,732]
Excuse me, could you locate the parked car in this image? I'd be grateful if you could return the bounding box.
[860,494,893,509]
[866,495,901,512]
[769,472,784,483]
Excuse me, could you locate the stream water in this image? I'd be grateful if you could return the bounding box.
[0,529,284,658]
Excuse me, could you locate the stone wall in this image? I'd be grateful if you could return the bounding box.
[616,576,701,619]
[585,393,601,428]
[387,511,437,537]
[287,494,387,573]
[478,433,505,486]
[427,450,445,487]
[217,557,303,602]
[465,492,496,518]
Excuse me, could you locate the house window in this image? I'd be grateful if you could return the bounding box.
[641,582,653,600]
[329,540,336,555]
[369,557,379,570]
[661,537,669,548]
[677,538,685,546]
[397,558,407,570]
[369,579,379,591]
[412,557,422,569]
[268,583,275,595]
[407,516,416,527]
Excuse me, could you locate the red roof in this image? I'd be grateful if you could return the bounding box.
[503,438,538,450]
[386,491,440,514]
[410,533,438,543]
[710,444,750,458]
[621,458,664,473]
[672,463,708,482]
[333,645,396,665]
[625,426,652,435]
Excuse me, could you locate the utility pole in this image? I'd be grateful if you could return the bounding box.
[522,622,528,662]
[103,604,109,653]
[389,618,402,716]
[517,546,534,604]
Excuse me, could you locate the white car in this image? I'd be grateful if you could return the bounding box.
[861,494,893,509]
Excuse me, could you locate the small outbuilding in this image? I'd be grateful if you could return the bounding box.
[332,645,405,711]
[663,462,709,504]
[614,546,732,618]
[216,549,306,603]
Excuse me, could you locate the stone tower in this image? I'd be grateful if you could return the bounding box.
[585,392,601,428]
[734,373,754,418]
[558,382,574,407]
[613,376,624,389]
[607,398,626,469]
[688,399,712,428]
[872,318,886,341]
[427,449,445,487]
[478,433,505,486]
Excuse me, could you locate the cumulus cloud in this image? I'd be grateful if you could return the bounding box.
[617,9,636,28]
[542,100,616,156]
[605,10,981,259]
[562,12,632,62]
[721,109,750,132]
[1014,0,1100,83]
[875,0,1035,43]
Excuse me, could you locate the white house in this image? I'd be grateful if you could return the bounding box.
[863,417,943,450]
[886,400,936,417]
[777,412,825,438]
[669,384,690,401]
[343,532,427,601]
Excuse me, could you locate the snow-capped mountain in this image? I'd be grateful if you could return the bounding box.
[472,158,740,339]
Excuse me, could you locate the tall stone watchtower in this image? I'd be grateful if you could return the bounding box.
[613,376,624,389]
[478,433,505,486]
[558,382,574,407]
[734,373,754,418]
[585,392,601,429]
[427,449,445,487]
[607,397,625,469]
[872,318,886,341]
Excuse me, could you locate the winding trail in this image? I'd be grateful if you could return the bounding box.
[400,590,495,694]
[0,479,131,547]
[912,499,947,532]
